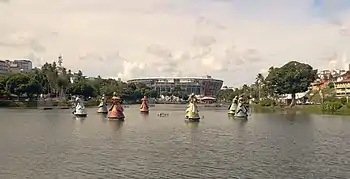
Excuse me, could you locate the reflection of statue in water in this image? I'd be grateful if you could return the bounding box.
[109,120,124,131]
[97,94,108,114]
[108,92,125,121]
[228,96,238,115]
[72,96,87,117]
[140,96,149,113]
[235,96,250,118]
[185,93,200,122]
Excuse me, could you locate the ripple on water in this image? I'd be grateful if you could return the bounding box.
[0,107,349,178]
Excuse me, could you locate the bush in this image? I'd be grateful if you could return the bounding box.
[323,96,347,105]
[328,82,334,88]
[321,101,343,113]
[259,99,276,107]
[324,96,339,102]
[346,102,350,109]
[339,97,347,105]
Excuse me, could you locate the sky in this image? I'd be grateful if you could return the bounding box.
[1,0,350,86]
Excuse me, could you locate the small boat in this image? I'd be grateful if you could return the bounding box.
[74,113,88,117]
[185,117,200,123]
[37,95,54,110]
[108,117,125,121]
[157,112,169,117]
[42,107,54,110]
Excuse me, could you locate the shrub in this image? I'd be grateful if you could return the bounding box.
[328,83,334,88]
[324,96,347,105]
[339,97,347,105]
[259,99,276,107]
[321,101,343,113]
[346,102,350,109]
[324,96,338,102]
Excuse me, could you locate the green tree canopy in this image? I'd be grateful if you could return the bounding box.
[265,61,317,106]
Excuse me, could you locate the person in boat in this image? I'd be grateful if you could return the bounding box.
[108,92,125,120]
[185,93,200,119]
[228,96,238,114]
[140,96,149,113]
[97,94,108,113]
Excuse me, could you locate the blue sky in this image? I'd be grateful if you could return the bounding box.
[1,0,350,86]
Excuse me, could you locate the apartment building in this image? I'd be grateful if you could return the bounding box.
[2,59,33,74]
[335,79,350,97]
[0,60,9,75]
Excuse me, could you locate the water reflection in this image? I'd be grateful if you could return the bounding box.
[185,121,199,129]
[140,112,150,120]
[108,120,124,131]
[237,118,248,126]
[98,113,108,122]
[1,107,350,178]
[73,116,86,123]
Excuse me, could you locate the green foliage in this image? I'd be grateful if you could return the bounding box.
[328,82,334,88]
[321,101,343,113]
[265,61,317,96]
[259,99,276,107]
[67,82,95,98]
[339,97,347,105]
[323,96,347,104]
[346,102,350,109]
[0,62,159,103]
[217,88,240,102]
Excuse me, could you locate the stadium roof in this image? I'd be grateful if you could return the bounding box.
[128,76,222,81]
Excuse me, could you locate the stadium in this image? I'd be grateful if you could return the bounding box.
[127,75,223,97]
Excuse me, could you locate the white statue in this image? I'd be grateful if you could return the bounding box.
[73,96,87,117]
[228,96,238,115]
[235,96,249,118]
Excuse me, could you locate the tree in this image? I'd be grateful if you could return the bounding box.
[265,61,317,106]
[67,82,95,98]
[255,73,265,101]
[23,79,42,99]
[6,73,30,97]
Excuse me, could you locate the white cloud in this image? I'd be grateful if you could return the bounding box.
[1,0,350,85]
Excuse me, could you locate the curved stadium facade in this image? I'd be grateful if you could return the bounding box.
[127,75,223,97]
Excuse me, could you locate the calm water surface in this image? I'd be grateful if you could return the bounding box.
[0,104,349,179]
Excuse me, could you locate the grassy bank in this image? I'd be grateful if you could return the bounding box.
[253,104,350,115]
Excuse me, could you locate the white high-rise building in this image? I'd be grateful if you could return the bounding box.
[12,59,32,72]
[0,60,9,75]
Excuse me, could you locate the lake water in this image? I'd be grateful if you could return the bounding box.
[0,104,349,179]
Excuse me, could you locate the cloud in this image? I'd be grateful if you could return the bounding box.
[2,0,350,86]
[0,0,9,3]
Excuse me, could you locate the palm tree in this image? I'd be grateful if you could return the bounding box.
[256,73,265,101]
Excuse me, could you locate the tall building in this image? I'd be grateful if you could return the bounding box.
[0,59,33,74]
[127,75,223,97]
[0,60,9,75]
[13,59,33,72]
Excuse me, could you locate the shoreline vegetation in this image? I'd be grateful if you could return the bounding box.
[2,59,350,116]
[252,104,350,115]
[217,60,350,116]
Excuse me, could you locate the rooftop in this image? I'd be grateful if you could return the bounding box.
[128,76,222,81]
[336,78,350,83]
